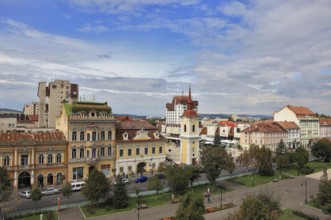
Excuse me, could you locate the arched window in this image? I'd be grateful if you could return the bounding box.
[101,131,105,140]
[108,131,112,140]
[56,153,62,163]
[3,155,10,166]
[92,149,96,158]
[92,131,97,141]
[108,146,112,156]
[192,125,195,132]
[72,149,76,159]
[184,125,187,132]
[38,154,44,164]
[47,154,53,164]
[101,147,105,157]
[80,131,84,141]
[72,131,77,141]
[80,148,84,158]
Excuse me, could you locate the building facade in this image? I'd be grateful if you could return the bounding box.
[274,105,319,147]
[240,121,288,151]
[115,116,166,176]
[0,131,67,189]
[56,101,116,182]
[320,119,331,138]
[277,121,300,149]
[38,80,79,128]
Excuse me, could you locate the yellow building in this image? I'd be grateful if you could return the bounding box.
[180,88,200,165]
[0,131,67,189]
[56,101,117,182]
[115,116,166,176]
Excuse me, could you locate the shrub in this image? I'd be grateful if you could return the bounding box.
[45,211,54,220]
[299,166,314,174]
[293,210,320,220]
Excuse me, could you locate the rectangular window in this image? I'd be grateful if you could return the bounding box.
[120,167,124,173]
[101,164,110,177]
[73,167,84,181]
[159,147,163,154]
[120,149,124,157]
[136,148,140,156]
[108,147,112,156]
[152,147,156,154]
[21,155,28,165]
[144,148,148,155]
[128,149,132,156]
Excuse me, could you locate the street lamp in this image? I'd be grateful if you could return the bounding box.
[301,181,307,204]
[220,186,223,207]
[136,203,141,220]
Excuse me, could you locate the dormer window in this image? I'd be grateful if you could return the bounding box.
[123,131,129,140]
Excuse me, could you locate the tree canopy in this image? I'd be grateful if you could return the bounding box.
[62,183,73,207]
[82,169,111,206]
[0,167,13,219]
[201,146,235,187]
[311,138,331,162]
[176,191,205,220]
[231,191,281,220]
[112,176,129,208]
[316,176,331,216]
[184,165,201,188]
[164,165,189,196]
[147,176,164,195]
[31,187,43,210]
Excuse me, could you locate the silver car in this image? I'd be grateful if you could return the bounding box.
[41,187,60,196]
[18,190,31,199]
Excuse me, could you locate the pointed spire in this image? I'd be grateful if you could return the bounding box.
[187,85,193,110]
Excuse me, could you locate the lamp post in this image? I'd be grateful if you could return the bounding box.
[301,181,307,204]
[220,186,223,207]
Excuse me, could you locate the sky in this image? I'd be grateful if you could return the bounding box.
[0,0,331,117]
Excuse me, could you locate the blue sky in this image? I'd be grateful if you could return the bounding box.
[0,0,331,116]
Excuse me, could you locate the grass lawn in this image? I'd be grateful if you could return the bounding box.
[283,161,331,177]
[227,171,281,187]
[280,209,306,220]
[81,183,231,217]
[12,211,58,220]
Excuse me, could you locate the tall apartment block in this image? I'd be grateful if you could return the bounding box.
[38,80,78,128]
[165,94,198,124]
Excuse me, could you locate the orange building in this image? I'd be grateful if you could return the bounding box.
[0,131,67,189]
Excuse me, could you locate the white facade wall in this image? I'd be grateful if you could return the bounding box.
[0,117,17,131]
[320,124,331,138]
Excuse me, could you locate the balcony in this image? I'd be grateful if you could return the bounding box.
[86,158,99,165]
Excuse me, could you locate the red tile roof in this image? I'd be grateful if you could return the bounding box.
[182,109,198,117]
[166,96,198,111]
[277,121,300,130]
[218,121,237,127]
[242,121,286,133]
[320,119,331,126]
[0,131,66,143]
[200,127,207,135]
[287,105,316,117]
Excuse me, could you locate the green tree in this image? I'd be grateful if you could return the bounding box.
[311,138,331,162]
[236,150,253,173]
[184,165,201,188]
[62,183,73,207]
[82,169,110,206]
[292,146,309,175]
[231,191,281,220]
[0,167,13,219]
[113,177,129,208]
[316,177,331,215]
[176,191,205,220]
[213,132,221,147]
[201,146,235,188]
[256,146,274,176]
[147,176,164,197]
[273,139,289,177]
[164,165,189,196]
[31,187,43,211]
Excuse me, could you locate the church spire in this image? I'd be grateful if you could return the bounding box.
[187,86,193,110]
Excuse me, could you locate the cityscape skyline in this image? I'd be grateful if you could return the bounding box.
[1,0,331,116]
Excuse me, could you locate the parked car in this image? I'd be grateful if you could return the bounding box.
[71,181,86,191]
[135,176,148,183]
[41,187,60,196]
[18,190,31,199]
[114,177,129,185]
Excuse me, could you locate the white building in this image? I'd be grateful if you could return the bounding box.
[23,102,40,116]
[320,119,331,138]
[165,94,198,125]
[38,80,78,128]
[274,105,319,147]
[277,121,301,149]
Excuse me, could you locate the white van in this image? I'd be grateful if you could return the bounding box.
[71,181,86,191]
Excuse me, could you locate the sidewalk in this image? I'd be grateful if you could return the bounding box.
[58,207,85,220]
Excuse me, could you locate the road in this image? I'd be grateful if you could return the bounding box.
[13,164,249,214]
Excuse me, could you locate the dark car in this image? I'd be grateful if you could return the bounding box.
[155,173,165,180]
[135,175,148,183]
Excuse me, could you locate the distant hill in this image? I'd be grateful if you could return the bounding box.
[199,113,273,120]
[0,108,22,114]
[113,113,146,119]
